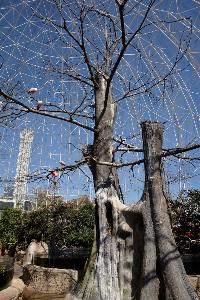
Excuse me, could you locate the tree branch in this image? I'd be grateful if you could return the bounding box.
[163,144,200,158]
[0,90,94,132]
[97,0,156,125]
[22,141,200,183]
[26,158,87,182]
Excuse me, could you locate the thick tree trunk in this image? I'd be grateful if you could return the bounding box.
[77,75,128,299]
[141,122,198,300]
[66,83,198,299]
[142,122,198,300]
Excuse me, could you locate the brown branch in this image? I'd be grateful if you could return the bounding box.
[96,0,155,127]
[107,0,156,88]
[163,144,200,158]
[115,37,190,103]
[116,1,126,47]
[79,8,95,83]
[39,99,94,119]
[32,5,96,84]
[24,142,200,183]
[173,155,200,161]
[93,143,200,168]
[113,136,143,152]
[57,66,94,87]
[26,159,87,182]
[114,147,143,152]
[0,90,94,132]
[85,155,144,168]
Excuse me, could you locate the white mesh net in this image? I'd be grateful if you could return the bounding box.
[0,0,200,203]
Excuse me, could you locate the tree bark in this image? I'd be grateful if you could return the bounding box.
[77,74,128,299]
[141,121,199,300]
[67,110,199,299]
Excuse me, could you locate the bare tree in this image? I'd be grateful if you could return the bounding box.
[0,1,200,299]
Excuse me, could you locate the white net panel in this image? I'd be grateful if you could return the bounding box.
[0,0,200,203]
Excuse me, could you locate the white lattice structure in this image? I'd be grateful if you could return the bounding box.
[0,1,199,202]
[13,129,34,208]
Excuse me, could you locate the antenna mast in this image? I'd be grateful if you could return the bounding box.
[13,129,34,208]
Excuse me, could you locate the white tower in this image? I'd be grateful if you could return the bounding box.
[13,129,34,208]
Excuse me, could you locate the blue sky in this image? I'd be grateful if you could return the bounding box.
[0,0,200,203]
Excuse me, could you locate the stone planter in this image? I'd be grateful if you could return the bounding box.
[22,264,78,295]
[0,278,25,300]
[188,276,200,298]
[0,257,14,290]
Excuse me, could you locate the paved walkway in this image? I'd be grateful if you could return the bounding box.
[13,261,23,278]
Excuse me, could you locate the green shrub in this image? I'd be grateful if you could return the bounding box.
[49,203,95,248]
[21,202,95,249]
[0,208,23,255]
[171,189,200,239]
[20,208,52,245]
[0,201,95,253]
